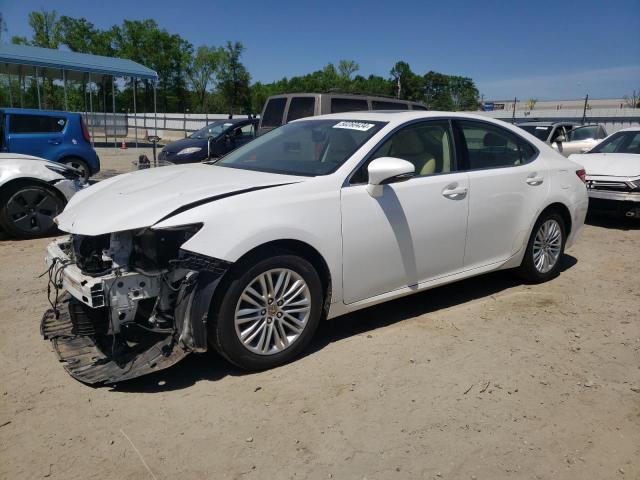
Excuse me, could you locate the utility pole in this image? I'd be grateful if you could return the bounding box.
[511,97,517,123]
[581,94,589,124]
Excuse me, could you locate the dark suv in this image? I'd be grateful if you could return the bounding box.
[0,108,100,180]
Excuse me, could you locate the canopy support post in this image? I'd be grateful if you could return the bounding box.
[103,78,108,146]
[88,73,95,147]
[7,68,13,108]
[62,69,68,111]
[153,81,158,167]
[18,65,24,108]
[132,77,138,149]
[112,76,117,148]
[35,67,41,109]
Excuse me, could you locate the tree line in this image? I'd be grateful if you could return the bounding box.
[0,10,481,115]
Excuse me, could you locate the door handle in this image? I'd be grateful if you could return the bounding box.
[442,185,468,199]
[47,139,61,145]
[526,175,544,186]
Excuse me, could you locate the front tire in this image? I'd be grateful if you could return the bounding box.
[61,158,90,181]
[0,182,65,239]
[209,252,323,370]
[516,211,566,283]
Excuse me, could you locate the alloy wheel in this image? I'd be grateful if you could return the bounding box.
[6,187,61,235]
[234,268,311,355]
[532,219,562,274]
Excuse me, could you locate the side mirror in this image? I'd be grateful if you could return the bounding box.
[554,135,566,143]
[366,157,414,196]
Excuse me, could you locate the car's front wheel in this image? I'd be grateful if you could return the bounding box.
[61,158,90,181]
[516,211,566,283]
[209,252,323,370]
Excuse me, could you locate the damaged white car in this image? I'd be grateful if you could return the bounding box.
[43,112,588,384]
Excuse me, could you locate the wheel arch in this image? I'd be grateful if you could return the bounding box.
[0,177,67,204]
[230,239,333,313]
[539,202,572,237]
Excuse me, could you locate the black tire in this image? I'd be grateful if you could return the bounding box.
[209,251,323,370]
[61,157,90,181]
[0,181,66,239]
[516,210,566,283]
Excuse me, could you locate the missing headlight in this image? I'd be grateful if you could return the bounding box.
[131,224,202,273]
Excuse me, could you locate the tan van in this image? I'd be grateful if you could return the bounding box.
[258,93,427,135]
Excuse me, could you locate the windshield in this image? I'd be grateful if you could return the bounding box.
[189,121,233,139]
[519,125,551,140]
[215,119,386,176]
[589,131,640,154]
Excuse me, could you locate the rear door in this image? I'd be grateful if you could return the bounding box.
[454,119,546,269]
[5,113,66,159]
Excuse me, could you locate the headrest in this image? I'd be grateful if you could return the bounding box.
[392,129,423,155]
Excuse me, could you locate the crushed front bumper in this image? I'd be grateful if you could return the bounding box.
[42,236,231,384]
[41,296,188,384]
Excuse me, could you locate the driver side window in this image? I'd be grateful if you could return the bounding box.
[351,120,454,184]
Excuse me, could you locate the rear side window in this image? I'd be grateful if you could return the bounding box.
[371,101,408,110]
[457,120,537,170]
[331,98,368,113]
[286,97,316,122]
[411,104,428,111]
[261,98,287,128]
[567,125,599,141]
[9,114,67,133]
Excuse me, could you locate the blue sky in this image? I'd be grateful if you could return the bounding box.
[2,0,639,100]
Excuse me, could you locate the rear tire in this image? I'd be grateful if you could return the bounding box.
[0,182,65,239]
[516,211,566,283]
[209,251,323,370]
[61,158,90,181]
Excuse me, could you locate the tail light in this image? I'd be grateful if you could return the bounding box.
[80,115,91,143]
[576,169,586,184]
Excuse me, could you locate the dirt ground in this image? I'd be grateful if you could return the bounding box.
[0,170,639,479]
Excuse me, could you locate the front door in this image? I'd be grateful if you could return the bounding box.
[341,120,469,304]
[5,113,66,160]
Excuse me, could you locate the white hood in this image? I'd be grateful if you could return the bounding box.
[56,164,305,235]
[570,153,640,178]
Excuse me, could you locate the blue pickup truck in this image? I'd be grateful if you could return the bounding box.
[0,108,100,180]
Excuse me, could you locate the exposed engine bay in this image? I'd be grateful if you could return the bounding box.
[42,225,231,384]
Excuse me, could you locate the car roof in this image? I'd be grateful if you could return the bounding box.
[615,126,640,133]
[0,107,77,116]
[517,121,579,127]
[296,110,506,124]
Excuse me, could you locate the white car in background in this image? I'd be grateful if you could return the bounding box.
[0,153,84,238]
[570,127,640,218]
[553,124,608,157]
[42,111,588,384]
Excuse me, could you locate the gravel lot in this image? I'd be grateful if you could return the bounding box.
[0,154,638,479]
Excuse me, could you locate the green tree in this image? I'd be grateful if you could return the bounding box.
[188,46,223,112]
[449,76,480,111]
[338,59,359,83]
[390,61,422,101]
[218,41,251,114]
[28,9,61,48]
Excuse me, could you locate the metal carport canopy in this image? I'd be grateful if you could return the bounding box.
[0,43,158,81]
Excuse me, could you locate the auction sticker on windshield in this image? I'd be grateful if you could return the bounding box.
[333,121,375,131]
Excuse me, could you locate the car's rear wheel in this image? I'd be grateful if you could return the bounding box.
[0,182,65,239]
[516,211,566,283]
[209,252,323,370]
[61,158,90,181]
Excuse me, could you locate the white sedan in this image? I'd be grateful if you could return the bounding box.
[0,153,84,238]
[42,111,589,384]
[570,127,640,218]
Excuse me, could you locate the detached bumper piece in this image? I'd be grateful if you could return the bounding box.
[41,296,187,385]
